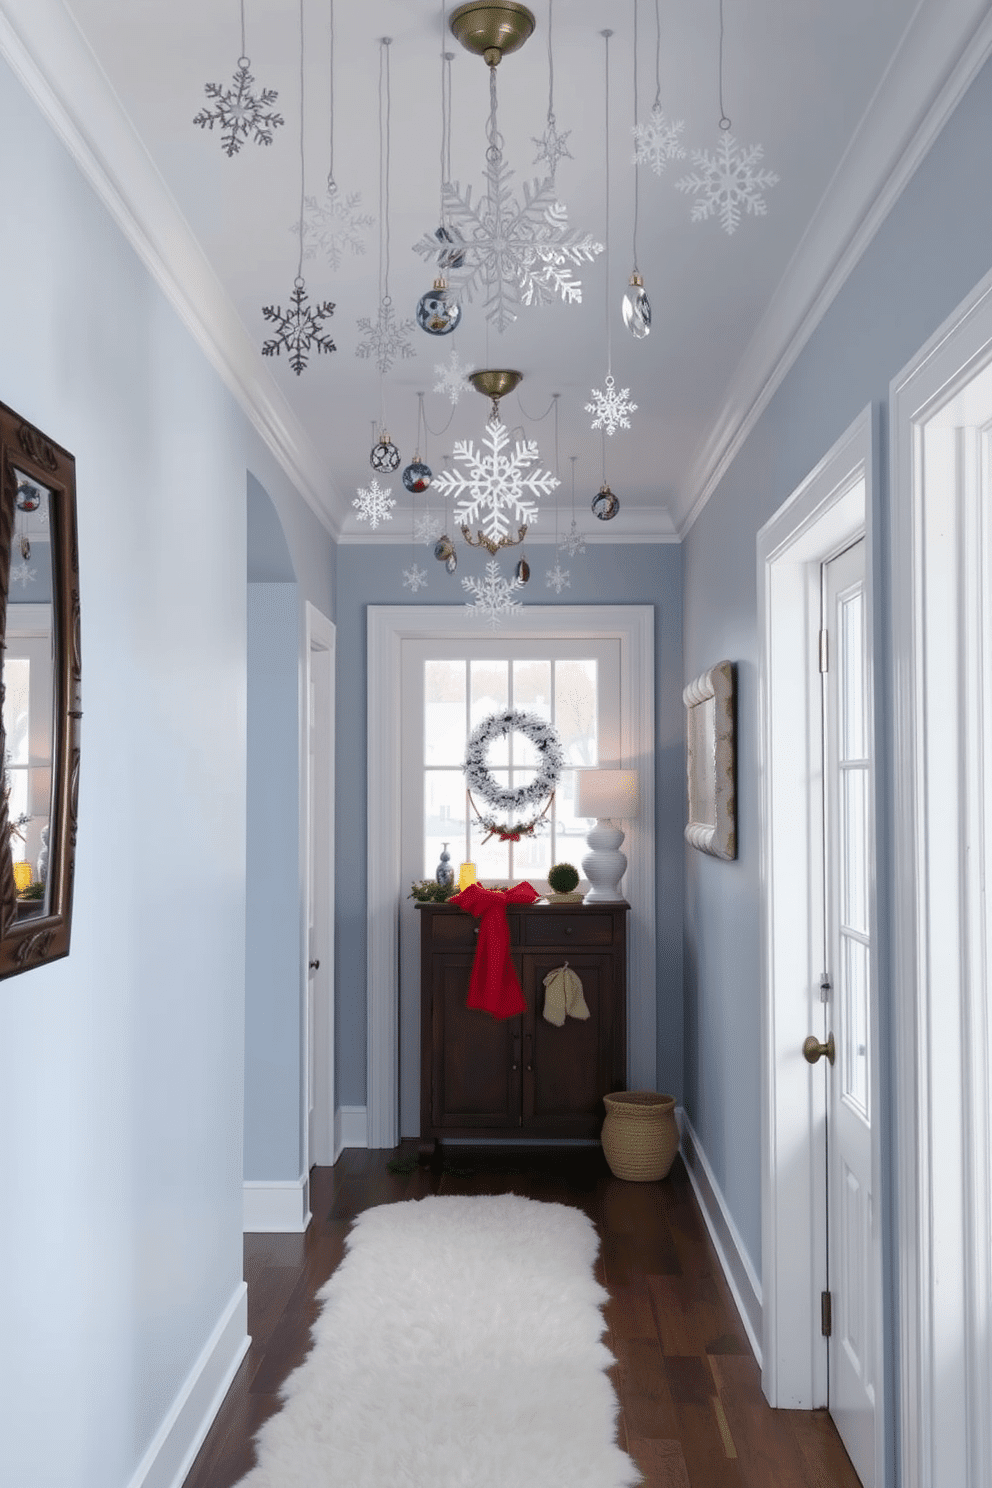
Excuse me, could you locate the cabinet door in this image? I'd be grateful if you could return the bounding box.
[429,954,523,1130]
[521,952,618,1136]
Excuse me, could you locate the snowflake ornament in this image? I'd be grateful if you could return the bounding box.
[462,558,525,629]
[545,561,571,594]
[9,560,36,589]
[414,511,443,546]
[676,132,779,236]
[355,298,416,374]
[533,115,573,178]
[585,375,637,436]
[560,520,586,558]
[295,186,374,272]
[402,563,428,593]
[194,59,284,157]
[261,278,336,375]
[632,105,687,176]
[413,161,603,333]
[434,420,559,548]
[433,348,470,406]
[353,478,396,531]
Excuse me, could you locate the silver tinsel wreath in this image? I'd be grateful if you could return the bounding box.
[463,709,564,813]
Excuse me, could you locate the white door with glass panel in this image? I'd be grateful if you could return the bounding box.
[813,539,876,1485]
[399,638,621,1137]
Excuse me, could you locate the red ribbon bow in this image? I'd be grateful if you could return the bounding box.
[449,881,540,1019]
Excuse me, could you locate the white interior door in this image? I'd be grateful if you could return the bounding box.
[306,607,335,1166]
[820,538,876,1484]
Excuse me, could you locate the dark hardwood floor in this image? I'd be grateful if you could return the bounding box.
[181,1146,861,1488]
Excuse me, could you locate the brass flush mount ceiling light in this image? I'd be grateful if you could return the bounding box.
[449,2,536,66]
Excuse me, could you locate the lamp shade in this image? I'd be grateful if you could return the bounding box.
[575,769,639,821]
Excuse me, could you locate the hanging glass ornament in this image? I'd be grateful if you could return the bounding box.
[402,458,433,494]
[592,483,620,521]
[370,430,401,472]
[622,272,652,339]
[16,480,41,513]
[515,556,531,585]
[416,277,462,336]
[434,534,456,565]
[19,535,31,561]
[446,553,458,574]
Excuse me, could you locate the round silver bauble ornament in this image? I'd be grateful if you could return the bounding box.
[416,278,462,336]
[592,483,620,521]
[402,459,433,494]
[370,433,401,472]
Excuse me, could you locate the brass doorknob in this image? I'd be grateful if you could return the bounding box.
[309,958,320,971]
[803,1033,835,1066]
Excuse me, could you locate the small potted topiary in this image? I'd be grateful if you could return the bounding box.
[546,861,583,902]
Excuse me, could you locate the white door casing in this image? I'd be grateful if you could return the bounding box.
[367,606,656,1150]
[305,603,335,1168]
[757,406,884,1488]
[890,267,992,1488]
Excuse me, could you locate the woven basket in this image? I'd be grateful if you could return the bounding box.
[601,1091,679,1182]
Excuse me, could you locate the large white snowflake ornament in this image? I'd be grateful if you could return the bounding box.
[585,375,637,436]
[413,161,603,333]
[261,278,336,375]
[675,133,779,236]
[560,520,586,558]
[194,59,284,157]
[355,298,416,374]
[462,558,525,629]
[632,105,687,176]
[402,563,428,593]
[545,561,570,594]
[353,478,396,531]
[433,348,470,406]
[433,420,559,548]
[414,511,442,546]
[295,186,374,271]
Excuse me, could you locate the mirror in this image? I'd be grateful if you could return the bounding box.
[0,400,80,977]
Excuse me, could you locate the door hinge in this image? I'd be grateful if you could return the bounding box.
[821,1290,832,1337]
[820,972,832,1003]
[819,628,829,673]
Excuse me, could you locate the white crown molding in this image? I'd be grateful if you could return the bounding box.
[0,0,337,537]
[679,0,992,537]
[338,505,678,545]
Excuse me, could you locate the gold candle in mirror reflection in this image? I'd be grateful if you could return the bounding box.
[12,862,32,894]
[457,862,477,891]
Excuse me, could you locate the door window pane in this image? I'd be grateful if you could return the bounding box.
[841,766,869,936]
[842,934,870,1120]
[840,590,866,761]
[425,660,465,766]
[470,662,509,763]
[555,659,598,766]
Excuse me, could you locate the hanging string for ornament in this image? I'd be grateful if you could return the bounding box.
[261,0,336,374]
[632,0,686,177]
[623,0,652,340]
[560,453,585,557]
[402,449,429,592]
[586,31,637,436]
[414,401,443,544]
[417,15,462,335]
[513,388,558,423]
[592,429,620,521]
[194,0,284,156]
[357,38,416,372]
[434,460,458,572]
[532,0,572,180]
[403,394,433,493]
[675,0,779,235]
[545,394,570,593]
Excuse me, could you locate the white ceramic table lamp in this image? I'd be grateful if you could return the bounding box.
[575,769,639,902]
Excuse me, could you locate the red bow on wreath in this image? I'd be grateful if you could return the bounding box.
[449,880,540,1018]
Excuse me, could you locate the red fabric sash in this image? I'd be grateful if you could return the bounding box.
[449,881,540,1019]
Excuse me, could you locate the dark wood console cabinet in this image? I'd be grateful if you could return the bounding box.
[417,901,628,1143]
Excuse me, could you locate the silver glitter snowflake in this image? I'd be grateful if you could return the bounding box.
[434,420,559,548]
[355,298,416,374]
[675,133,779,236]
[433,348,470,406]
[353,478,396,531]
[261,279,336,375]
[585,375,637,436]
[560,520,586,558]
[402,563,428,593]
[462,558,525,629]
[413,160,602,333]
[294,187,374,272]
[194,59,284,157]
[533,116,572,178]
[545,561,570,594]
[414,511,443,546]
[9,560,36,589]
[632,105,687,175]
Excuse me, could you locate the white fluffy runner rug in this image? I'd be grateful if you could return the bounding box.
[237,1193,641,1488]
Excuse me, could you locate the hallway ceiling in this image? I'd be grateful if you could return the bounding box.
[60,0,973,538]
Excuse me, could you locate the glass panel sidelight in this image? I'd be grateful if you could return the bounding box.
[842,932,870,1120]
[840,589,867,762]
[841,766,869,937]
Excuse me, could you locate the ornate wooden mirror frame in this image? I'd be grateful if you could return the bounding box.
[0,400,81,977]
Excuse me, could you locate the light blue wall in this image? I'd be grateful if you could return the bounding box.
[682,45,992,1311]
[333,540,685,1112]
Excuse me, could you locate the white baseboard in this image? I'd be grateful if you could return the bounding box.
[333,1104,368,1161]
[243,1174,311,1233]
[677,1109,763,1366]
[126,1281,249,1488]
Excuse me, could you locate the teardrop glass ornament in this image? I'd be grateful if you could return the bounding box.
[592,483,620,521]
[445,552,458,574]
[621,272,651,340]
[416,278,462,336]
[402,459,433,493]
[515,557,530,584]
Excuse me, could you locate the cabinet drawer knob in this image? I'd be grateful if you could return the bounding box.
[473,926,479,936]
[565,926,573,935]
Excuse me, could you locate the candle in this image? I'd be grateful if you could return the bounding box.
[457,862,477,891]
